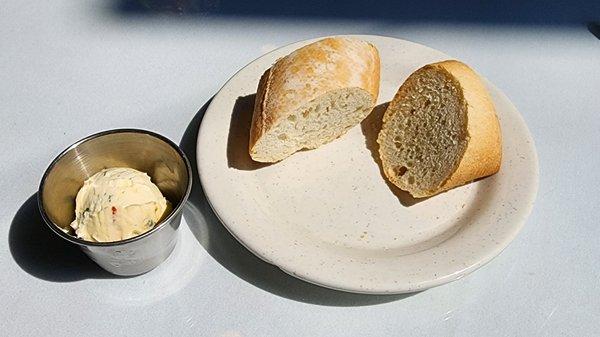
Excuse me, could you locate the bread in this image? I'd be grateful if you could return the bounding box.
[249,37,380,162]
[377,60,501,198]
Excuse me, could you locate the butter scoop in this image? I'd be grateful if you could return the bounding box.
[70,167,170,242]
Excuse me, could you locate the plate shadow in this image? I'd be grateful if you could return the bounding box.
[181,98,419,306]
[226,93,272,170]
[9,193,113,282]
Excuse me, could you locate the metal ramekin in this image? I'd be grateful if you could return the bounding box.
[38,129,192,276]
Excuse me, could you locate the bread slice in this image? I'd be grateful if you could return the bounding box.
[377,60,501,198]
[249,37,380,163]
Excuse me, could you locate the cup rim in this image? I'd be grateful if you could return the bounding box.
[38,128,193,247]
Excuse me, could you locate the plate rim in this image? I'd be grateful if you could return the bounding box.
[197,34,539,294]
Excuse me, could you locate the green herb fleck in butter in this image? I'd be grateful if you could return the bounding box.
[70,167,170,242]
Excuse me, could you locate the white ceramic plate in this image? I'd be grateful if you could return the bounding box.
[197,35,538,294]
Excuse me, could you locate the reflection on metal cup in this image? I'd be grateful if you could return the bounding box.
[38,129,192,276]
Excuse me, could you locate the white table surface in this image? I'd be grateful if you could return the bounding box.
[2,1,599,336]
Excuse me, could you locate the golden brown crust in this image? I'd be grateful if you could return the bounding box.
[249,37,380,161]
[379,60,501,197]
[365,42,381,103]
[249,68,272,153]
[436,60,502,194]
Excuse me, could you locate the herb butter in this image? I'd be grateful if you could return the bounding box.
[70,167,170,242]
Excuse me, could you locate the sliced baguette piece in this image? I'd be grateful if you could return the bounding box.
[249,37,380,163]
[377,60,501,198]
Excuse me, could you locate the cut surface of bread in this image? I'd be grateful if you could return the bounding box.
[377,60,501,198]
[250,37,380,163]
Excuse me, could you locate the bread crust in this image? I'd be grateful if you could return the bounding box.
[380,60,501,197]
[249,37,380,161]
[436,60,502,194]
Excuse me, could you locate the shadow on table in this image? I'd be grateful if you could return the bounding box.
[589,22,600,39]
[112,0,599,26]
[180,98,419,306]
[9,194,113,282]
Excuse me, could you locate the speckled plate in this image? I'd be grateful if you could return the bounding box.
[197,35,538,294]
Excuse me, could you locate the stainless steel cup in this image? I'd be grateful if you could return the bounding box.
[38,129,192,276]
